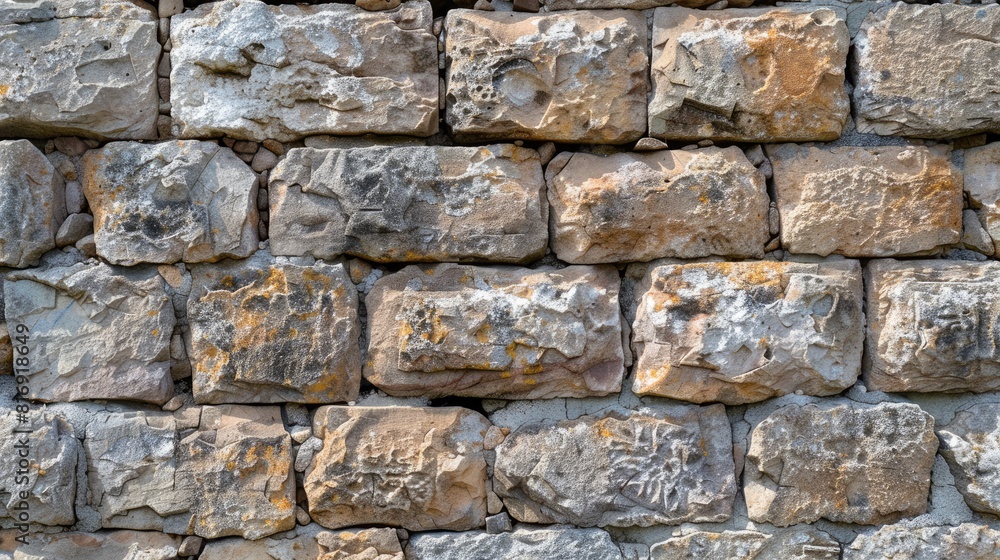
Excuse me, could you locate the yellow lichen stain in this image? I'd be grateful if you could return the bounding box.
[0,85,9,96]
[151,329,159,337]
[147,310,158,316]
[220,275,235,289]
[474,323,491,344]
[500,372,512,379]
[523,378,536,385]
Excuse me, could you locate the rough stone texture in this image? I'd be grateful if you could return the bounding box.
[406,526,625,560]
[10,530,181,560]
[0,0,159,139]
[199,524,403,560]
[845,523,1000,560]
[649,8,849,142]
[744,401,938,526]
[853,4,1000,139]
[650,528,841,560]
[864,259,1000,393]
[269,145,546,263]
[445,10,648,144]
[187,254,361,404]
[364,264,624,399]
[630,260,864,405]
[82,141,259,266]
[0,274,9,375]
[305,406,491,531]
[770,144,962,257]
[493,405,736,527]
[170,0,438,141]
[3,262,174,404]
[966,142,1000,255]
[937,403,1000,515]
[547,147,769,263]
[543,0,754,9]
[0,140,66,268]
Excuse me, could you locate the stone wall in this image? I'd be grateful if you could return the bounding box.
[0,0,999,558]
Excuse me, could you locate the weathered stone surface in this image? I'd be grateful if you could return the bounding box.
[966,142,1000,255]
[631,260,864,405]
[269,145,546,263]
[845,523,1000,560]
[864,260,1000,393]
[445,10,647,144]
[543,0,754,9]
[305,406,491,531]
[853,4,1000,139]
[0,0,159,139]
[547,147,769,263]
[83,141,259,266]
[0,140,66,268]
[649,8,849,142]
[11,530,181,560]
[406,526,625,560]
[199,524,403,560]
[937,403,1000,515]
[4,262,174,404]
[170,0,438,141]
[187,253,361,404]
[365,263,624,399]
[650,528,841,560]
[770,144,962,257]
[745,401,938,526]
[494,406,736,527]
[0,274,9,375]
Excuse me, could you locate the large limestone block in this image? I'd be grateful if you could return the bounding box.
[744,401,938,526]
[865,260,1000,393]
[770,144,962,257]
[3,262,175,404]
[937,403,1000,515]
[853,4,1000,138]
[649,8,849,142]
[631,260,864,405]
[543,0,755,9]
[547,147,769,263]
[11,531,181,560]
[200,525,404,560]
[0,140,66,268]
[445,10,648,144]
[170,0,438,141]
[845,523,1000,560]
[365,264,624,399]
[966,142,1000,255]
[406,527,625,560]
[83,141,259,266]
[494,405,736,527]
[305,406,491,531]
[269,145,546,263]
[650,528,840,560]
[0,0,159,139]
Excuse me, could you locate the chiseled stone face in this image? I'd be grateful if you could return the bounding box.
[547,147,769,263]
[770,144,962,257]
[650,528,840,560]
[864,260,1000,393]
[10,530,181,560]
[0,410,78,528]
[649,8,849,142]
[0,140,65,268]
[965,142,1000,255]
[744,401,938,527]
[631,260,864,405]
[0,0,159,139]
[364,264,624,399]
[170,0,438,141]
[200,525,404,560]
[493,405,736,527]
[938,403,1000,516]
[269,145,546,263]
[82,141,259,266]
[845,523,1000,560]
[445,10,648,144]
[305,406,491,532]
[853,4,1000,139]
[406,527,625,560]
[3,262,175,404]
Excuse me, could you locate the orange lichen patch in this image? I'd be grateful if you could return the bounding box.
[523,363,544,375]
[398,321,414,351]
[474,323,491,344]
[220,275,236,289]
[0,85,9,96]
[270,494,294,511]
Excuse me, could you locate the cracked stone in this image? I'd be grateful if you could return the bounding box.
[845,523,1000,560]
[406,526,625,560]
[0,140,66,268]
[650,527,841,560]
[937,403,1000,515]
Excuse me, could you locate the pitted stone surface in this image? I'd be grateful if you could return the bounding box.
[0,140,66,268]
[845,523,1000,560]
[650,528,841,560]
[630,260,864,405]
[83,141,259,266]
[965,142,1000,255]
[649,8,849,142]
[547,147,769,263]
[10,530,181,560]
[937,403,1000,515]
[269,145,546,263]
[542,0,754,9]
[770,144,962,257]
[305,406,491,531]
[744,401,938,526]
[0,274,9,375]
[445,10,648,144]
[406,526,625,560]
[170,0,438,141]
[864,260,1000,393]
[493,405,736,527]
[365,263,624,399]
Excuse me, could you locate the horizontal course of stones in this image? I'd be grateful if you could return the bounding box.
[1,0,999,558]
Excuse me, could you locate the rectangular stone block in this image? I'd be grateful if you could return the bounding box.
[170,0,438,141]
[269,145,547,263]
[650,528,840,560]
[0,140,65,268]
[364,263,624,399]
[846,523,1000,560]
[200,525,404,560]
[649,7,849,142]
[8,530,181,560]
[965,142,1000,255]
[547,147,769,263]
[0,0,159,139]
[630,260,864,405]
[865,259,1000,393]
[445,10,648,144]
[304,406,491,531]
[770,144,962,257]
[407,527,625,560]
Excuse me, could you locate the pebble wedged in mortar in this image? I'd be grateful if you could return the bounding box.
[364,263,624,399]
[0,140,65,268]
[649,527,840,560]
[269,145,547,263]
[938,403,1000,516]
[406,526,625,560]
[845,523,1000,560]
